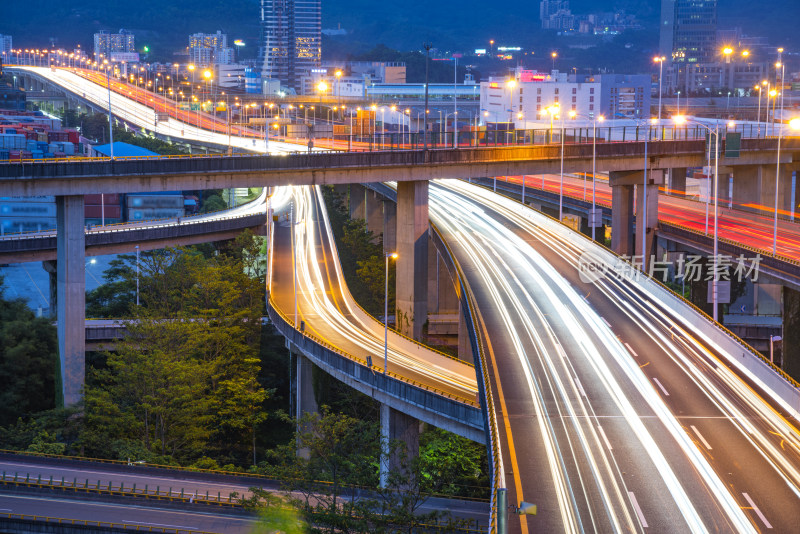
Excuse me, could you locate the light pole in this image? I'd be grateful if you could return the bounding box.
[592,115,605,240]
[773,112,800,256]
[446,111,458,148]
[506,79,516,124]
[384,252,398,375]
[135,245,140,306]
[654,56,666,123]
[558,109,576,221]
[675,115,733,321]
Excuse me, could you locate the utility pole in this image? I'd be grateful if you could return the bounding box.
[423,42,432,151]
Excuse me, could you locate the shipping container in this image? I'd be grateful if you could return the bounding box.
[85,205,121,219]
[67,131,79,144]
[0,134,27,150]
[128,208,185,221]
[85,194,121,205]
[126,195,185,209]
[0,202,57,218]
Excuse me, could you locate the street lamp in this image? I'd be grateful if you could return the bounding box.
[317,80,328,104]
[558,109,576,221]
[653,56,666,123]
[551,51,558,71]
[674,115,734,322]
[384,252,398,375]
[773,113,800,257]
[592,115,605,241]
[135,245,140,306]
[506,79,516,124]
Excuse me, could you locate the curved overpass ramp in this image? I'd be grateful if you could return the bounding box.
[266,185,483,440]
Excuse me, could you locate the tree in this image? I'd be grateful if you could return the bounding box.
[0,276,59,426]
[81,246,270,464]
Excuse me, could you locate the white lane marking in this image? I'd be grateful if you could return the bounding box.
[574,377,586,397]
[597,425,613,450]
[123,521,200,529]
[600,316,611,328]
[742,492,772,529]
[624,342,638,357]
[628,491,648,528]
[652,377,670,396]
[690,425,713,450]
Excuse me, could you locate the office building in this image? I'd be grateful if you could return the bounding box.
[188,31,235,67]
[93,30,136,62]
[480,69,650,125]
[660,0,718,90]
[0,35,11,58]
[660,0,717,64]
[540,0,576,31]
[259,0,321,91]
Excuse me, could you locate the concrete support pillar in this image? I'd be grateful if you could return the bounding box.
[56,195,85,407]
[332,184,349,211]
[760,165,793,215]
[635,181,660,267]
[380,404,420,487]
[43,260,57,318]
[349,184,366,220]
[382,200,397,254]
[670,168,687,196]
[365,189,383,239]
[732,165,765,211]
[296,353,319,459]
[610,180,634,256]
[396,180,428,340]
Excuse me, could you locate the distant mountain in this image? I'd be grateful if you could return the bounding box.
[1,0,796,61]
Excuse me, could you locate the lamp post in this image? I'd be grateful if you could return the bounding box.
[506,79,516,124]
[592,116,605,240]
[558,109,576,221]
[335,70,342,109]
[654,56,666,124]
[135,245,140,306]
[384,252,398,375]
[674,115,732,321]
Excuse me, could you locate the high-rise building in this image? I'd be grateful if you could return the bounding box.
[259,0,321,91]
[93,30,136,62]
[189,31,235,67]
[540,0,575,31]
[0,34,12,59]
[660,0,717,65]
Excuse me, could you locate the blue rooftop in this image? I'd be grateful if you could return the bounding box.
[92,142,158,158]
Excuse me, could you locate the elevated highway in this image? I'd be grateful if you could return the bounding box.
[0,189,268,263]
[429,180,800,533]
[1,137,797,197]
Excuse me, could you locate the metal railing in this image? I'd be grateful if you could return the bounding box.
[429,222,504,534]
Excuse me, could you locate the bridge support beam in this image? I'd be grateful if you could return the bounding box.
[296,353,319,459]
[365,188,383,240]
[383,200,397,254]
[635,172,662,268]
[733,165,793,214]
[56,195,85,407]
[610,171,635,256]
[349,184,366,220]
[396,180,429,340]
[380,403,420,488]
[669,168,687,196]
